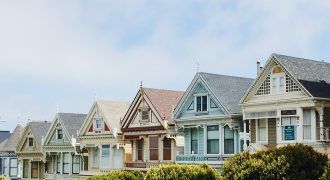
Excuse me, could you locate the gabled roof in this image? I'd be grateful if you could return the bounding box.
[29,121,52,147]
[199,72,254,114]
[0,125,24,152]
[58,113,86,141]
[143,88,184,124]
[273,53,330,98]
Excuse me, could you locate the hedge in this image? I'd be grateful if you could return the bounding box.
[221,143,327,180]
[145,164,221,180]
[86,170,144,180]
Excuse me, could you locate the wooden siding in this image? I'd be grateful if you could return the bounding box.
[198,127,204,154]
[184,129,191,155]
[267,118,276,147]
[250,120,255,143]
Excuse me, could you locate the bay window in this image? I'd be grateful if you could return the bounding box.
[257,119,267,142]
[101,145,110,168]
[72,155,80,174]
[224,126,234,154]
[63,153,70,174]
[191,128,198,154]
[149,136,159,161]
[207,125,219,154]
[92,147,99,167]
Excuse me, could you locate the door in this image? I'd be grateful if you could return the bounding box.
[31,162,38,178]
[137,139,143,161]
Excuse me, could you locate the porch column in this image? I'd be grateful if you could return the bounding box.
[69,154,72,175]
[29,160,32,179]
[243,120,247,150]
[317,107,324,141]
[60,152,63,175]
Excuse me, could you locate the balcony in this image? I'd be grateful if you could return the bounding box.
[124,161,174,171]
[175,154,232,165]
[317,127,330,142]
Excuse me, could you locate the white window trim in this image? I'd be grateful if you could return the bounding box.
[101,144,110,169]
[56,129,63,140]
[270,72,286,95]
[205,124,220,155]
[194,93,209,113]
[255,119,268,144]
[94,117,103,130]
[190,128,199,155]
[278,115,298,144]
[223,125,236,155]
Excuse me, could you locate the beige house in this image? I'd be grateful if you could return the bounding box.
[78,101,130,176]
[241,53,330,153]
[121,87,184,170]
[16,121,51,180]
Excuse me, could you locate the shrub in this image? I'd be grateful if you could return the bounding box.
[86,170,144,180]
[321,161,330,180]
[145,164,221,180]
[221,144,327,180]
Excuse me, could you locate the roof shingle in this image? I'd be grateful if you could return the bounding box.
[57,113,86,142]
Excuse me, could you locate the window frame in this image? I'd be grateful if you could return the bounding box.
[163,137,172,161]
[206,125,220,155]
[92,147,99,168]
[195,94,208,113]
[62,153,70,174]
[101,144,110,169]
[281,116,297,141]
[57,129,63,140]
[28,137,34,147]
[303,109,312,140]
[137,139,144,161]
[9,158,18,177]
[94,117,103,130]
[255,119,268,144]
[191,128,198,154]
[149,136,159,161]
[72,155,80,174]
[141,110,150,121]
[224,125,235,155]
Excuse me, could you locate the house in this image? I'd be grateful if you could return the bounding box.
[0,125,24,179]
[16,121,51,180]
[240,53,330,153]
[42,113,86,179]
[173,72,253,168]
[78,101,130,176]
[121,87,184,170]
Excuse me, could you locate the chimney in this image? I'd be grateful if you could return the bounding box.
[257,61,261,75]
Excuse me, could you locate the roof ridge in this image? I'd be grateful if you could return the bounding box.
[273,53,330,64]
[199,72,254,80]
[142,87,184,93]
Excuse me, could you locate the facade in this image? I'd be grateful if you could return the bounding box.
[43,113,86,179]
[173,72,253,167]
[0,125,23,179]
[78,101,130,176]
[16,121,51,180]
[241,53,330,153]
[121,87,184,170]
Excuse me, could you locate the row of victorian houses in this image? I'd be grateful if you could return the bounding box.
[1,53,330,179]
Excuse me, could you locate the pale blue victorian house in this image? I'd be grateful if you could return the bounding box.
[173,72,253,168]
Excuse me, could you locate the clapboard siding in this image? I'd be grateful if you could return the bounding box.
[250,120,255,143]
[198,127,204,154]
[184,128,191,155]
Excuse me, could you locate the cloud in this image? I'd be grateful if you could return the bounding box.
[1,0,330,131]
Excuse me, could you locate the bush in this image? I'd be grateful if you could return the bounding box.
[321,161,330,180]
[145,164,221,180]
[221,144,327,180]
[86,170,144,180]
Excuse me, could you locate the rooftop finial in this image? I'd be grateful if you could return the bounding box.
[197,58,200,73]
[140,81,143,88]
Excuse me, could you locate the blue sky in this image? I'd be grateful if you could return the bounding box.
[1,0,330,131]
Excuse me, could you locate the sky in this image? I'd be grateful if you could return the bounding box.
[1,0,330,132]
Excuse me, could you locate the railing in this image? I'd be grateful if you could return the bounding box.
[125,161,174,170]
[317,127,330,141]
[176,154,232,165]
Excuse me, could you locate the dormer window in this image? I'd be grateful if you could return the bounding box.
[95,118,103,130]
[57,129,63,140]
[141,110,149,121]
[271,66,285,94]
[196,95,207,112]
[28,138,33,147]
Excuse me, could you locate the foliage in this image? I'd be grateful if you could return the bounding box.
[144,163,221,180]
[320,160,330,180]
[0,176,10,180]
[221,144,327,180]
[86,170,144,180]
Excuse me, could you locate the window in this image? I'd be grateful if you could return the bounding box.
[0,158,2,175]
[141,110,149,121]
[187,101,194,111]
[31,162,38,178]
[163,137,171,160]
[92,147,99,167]
[224,126,234,154]
[191,128,198,154]
[196,95,207,112]
[28,138,33,147]
[9,158,18,177]
[63,153,70,174]
[207,125,219,154]
[137,139,143,161]
[57,129,63,140]
[23,160,29,178]
[72,155,80,174]
[3,158,7,176]
[282,116,297,140]
[57,154,61,173]
[95,118,102,129]
[303,110,312,140]
[149,136,158,160]
[257,119,267,142]
[101,145,110,168]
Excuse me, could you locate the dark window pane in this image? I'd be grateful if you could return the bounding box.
[149,136,158,148]
[207,139,219,154]
[163,138,171,160]
[191,140,198,154]
[196,96,201,112]
[29,138,33,146]
[137,139,143,160]
[202,96,207,111]
[224,140,234,154]
[150,149,158,160]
